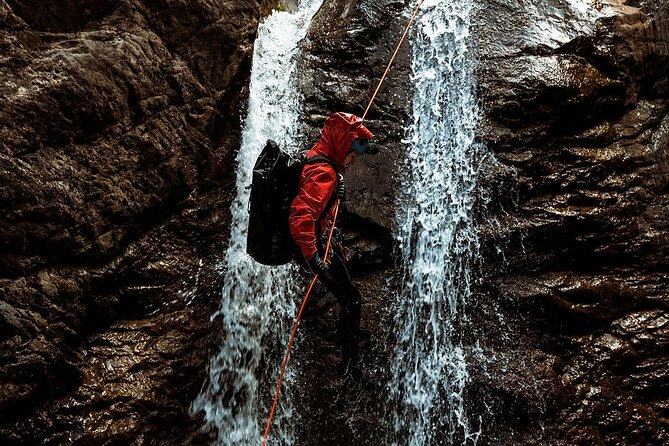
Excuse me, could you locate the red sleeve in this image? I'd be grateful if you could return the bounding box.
[289,163,337,260]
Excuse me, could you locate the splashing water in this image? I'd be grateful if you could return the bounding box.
[389,0,485,444]
[191,1,323,444]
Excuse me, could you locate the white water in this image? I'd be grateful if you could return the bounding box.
[191,1,323,444]
[389,0,485,444]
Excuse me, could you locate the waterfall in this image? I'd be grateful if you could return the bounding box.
[191,1,323,444]
[389,0,485,444]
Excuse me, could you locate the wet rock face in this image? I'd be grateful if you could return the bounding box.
[475,0,669,444]
[298,0,669,444]
[0,0,266,443]
[5,0,116,32]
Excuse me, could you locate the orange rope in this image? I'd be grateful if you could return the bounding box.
[261,200,340,446]
[362,0,426,121]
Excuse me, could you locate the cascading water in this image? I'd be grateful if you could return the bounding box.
[389,0,486,444]
[191,1,323,444]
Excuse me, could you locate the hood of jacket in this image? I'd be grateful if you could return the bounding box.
[307,112,374,170]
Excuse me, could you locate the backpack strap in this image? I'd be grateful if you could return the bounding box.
[303,154,339,228]
[304,154,337,172]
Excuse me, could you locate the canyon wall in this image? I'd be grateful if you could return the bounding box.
[0,1,267,443]
[1,0,667,444]
[476,0,669,444]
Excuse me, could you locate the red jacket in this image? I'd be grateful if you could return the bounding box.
[289,113,374,260]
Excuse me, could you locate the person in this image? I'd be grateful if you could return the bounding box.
[289,112,374,374]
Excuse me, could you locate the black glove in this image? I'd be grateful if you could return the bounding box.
[337,174,345,200]
[307,253,330,276]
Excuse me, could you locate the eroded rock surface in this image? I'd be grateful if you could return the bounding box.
[296,0,669,444]
[0,0,267,443]
[475,0,669,444]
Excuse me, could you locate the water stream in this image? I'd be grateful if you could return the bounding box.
[389,0,486,444]
[191,1,323,444]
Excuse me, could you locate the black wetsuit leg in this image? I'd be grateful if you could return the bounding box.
[316,248,362,364]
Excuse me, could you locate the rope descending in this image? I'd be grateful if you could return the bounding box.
[362,0,427,121]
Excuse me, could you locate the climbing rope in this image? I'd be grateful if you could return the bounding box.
[362,0,427,121]
[262,0,427,443]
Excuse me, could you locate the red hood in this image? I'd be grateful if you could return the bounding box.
[307,112,374,169]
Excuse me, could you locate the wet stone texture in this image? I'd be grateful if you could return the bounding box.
[1,0,668,444]
[474,0,669,444]
[297,0,669,445]
[0,0,270,444]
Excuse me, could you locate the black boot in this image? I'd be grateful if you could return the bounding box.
[339,336,361,378]
[336,317,352,374]
[337,303,361,378]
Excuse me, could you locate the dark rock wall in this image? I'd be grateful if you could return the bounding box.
[0,1,267,444]
[476,0,669,444]
[297,0,669,445]
[1,0,667,444]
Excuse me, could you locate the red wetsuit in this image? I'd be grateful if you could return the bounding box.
[289,112,373,260]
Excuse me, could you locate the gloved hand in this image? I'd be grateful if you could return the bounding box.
[337,174,345,200]
[307,253,330,276]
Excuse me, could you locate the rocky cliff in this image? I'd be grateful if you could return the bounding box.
[476,0,669,444]
[297,0,669,444]
[0,0,267,443]
[1,0,667,445]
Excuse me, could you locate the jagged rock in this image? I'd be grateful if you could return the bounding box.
[475,0,669,444]
[0,0,268,443]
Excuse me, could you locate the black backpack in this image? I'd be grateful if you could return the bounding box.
[246,139,337,266]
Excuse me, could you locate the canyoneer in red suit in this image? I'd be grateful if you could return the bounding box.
[289,112,374,373]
